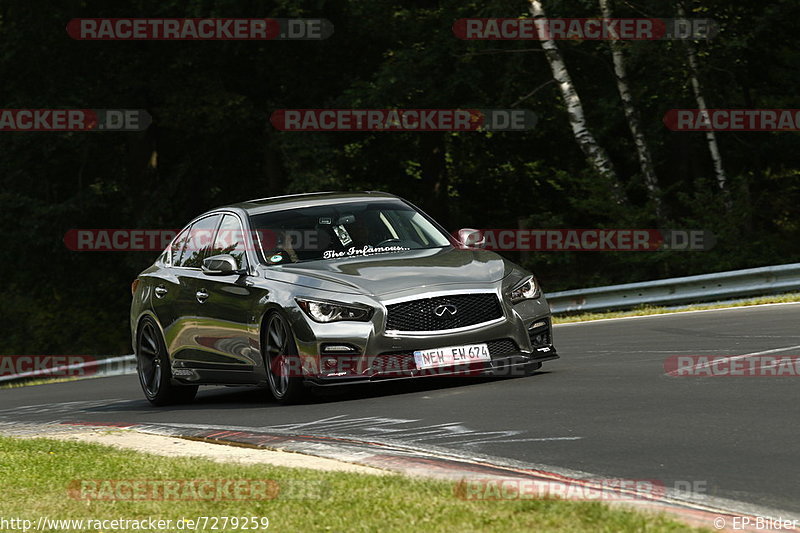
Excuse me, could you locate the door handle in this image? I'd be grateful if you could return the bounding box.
[154,285,168,298]
[196,289,209,303]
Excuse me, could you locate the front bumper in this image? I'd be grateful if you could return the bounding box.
[304,345,559,386]
[289,284,558,385]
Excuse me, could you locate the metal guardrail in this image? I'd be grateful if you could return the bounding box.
[0,354,136,385]
[547,263,800,314]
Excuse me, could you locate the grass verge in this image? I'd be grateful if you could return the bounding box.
[552,292,800,324]
[0,436,709,532]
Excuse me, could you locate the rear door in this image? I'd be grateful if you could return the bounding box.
[148,224,192,359]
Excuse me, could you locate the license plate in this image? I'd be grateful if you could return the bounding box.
[413,343,490,369]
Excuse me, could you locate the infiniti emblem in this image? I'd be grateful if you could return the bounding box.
[433,304,458,317]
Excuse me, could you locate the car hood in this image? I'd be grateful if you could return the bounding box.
[269,247,513,297]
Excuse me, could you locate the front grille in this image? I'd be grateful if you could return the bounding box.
[528,318,551,347]
[374,338,520,371]
[385,293,503,332]
[486,338,519,358]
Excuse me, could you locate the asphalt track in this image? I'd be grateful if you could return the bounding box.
[2,304,799,515]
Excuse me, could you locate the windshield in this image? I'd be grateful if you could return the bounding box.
[249,200,451,264]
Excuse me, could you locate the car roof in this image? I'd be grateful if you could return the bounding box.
[224,191,404,215]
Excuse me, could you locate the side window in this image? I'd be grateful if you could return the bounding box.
[169,227,190,266]
[211,214,249,270]
[176,214,222,268]
[384,210,427,246]
[405,213,432,246]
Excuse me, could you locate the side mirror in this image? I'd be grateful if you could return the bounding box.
[457,228,485,248]
[202,254,238,275]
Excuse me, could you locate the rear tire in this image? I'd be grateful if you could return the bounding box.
[136,317,198,406]
[263,311,306,404]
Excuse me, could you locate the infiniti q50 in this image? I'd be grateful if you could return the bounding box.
[130,191,558,405]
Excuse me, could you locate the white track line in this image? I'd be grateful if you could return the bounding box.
[554,301,800,327]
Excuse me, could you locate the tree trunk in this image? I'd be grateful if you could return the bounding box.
[599,0,663,219]
[529,0,625,204]
[263,129,285,197]
[676,1,728,196]
[419,134,450,227]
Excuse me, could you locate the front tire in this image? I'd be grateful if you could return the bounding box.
[136,317,198,406]
[263,311,306,404]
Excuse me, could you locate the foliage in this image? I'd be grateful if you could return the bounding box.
[1,0,798,354]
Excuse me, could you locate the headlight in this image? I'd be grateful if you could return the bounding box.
[296,298,373,323]
[510,276,539,303]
